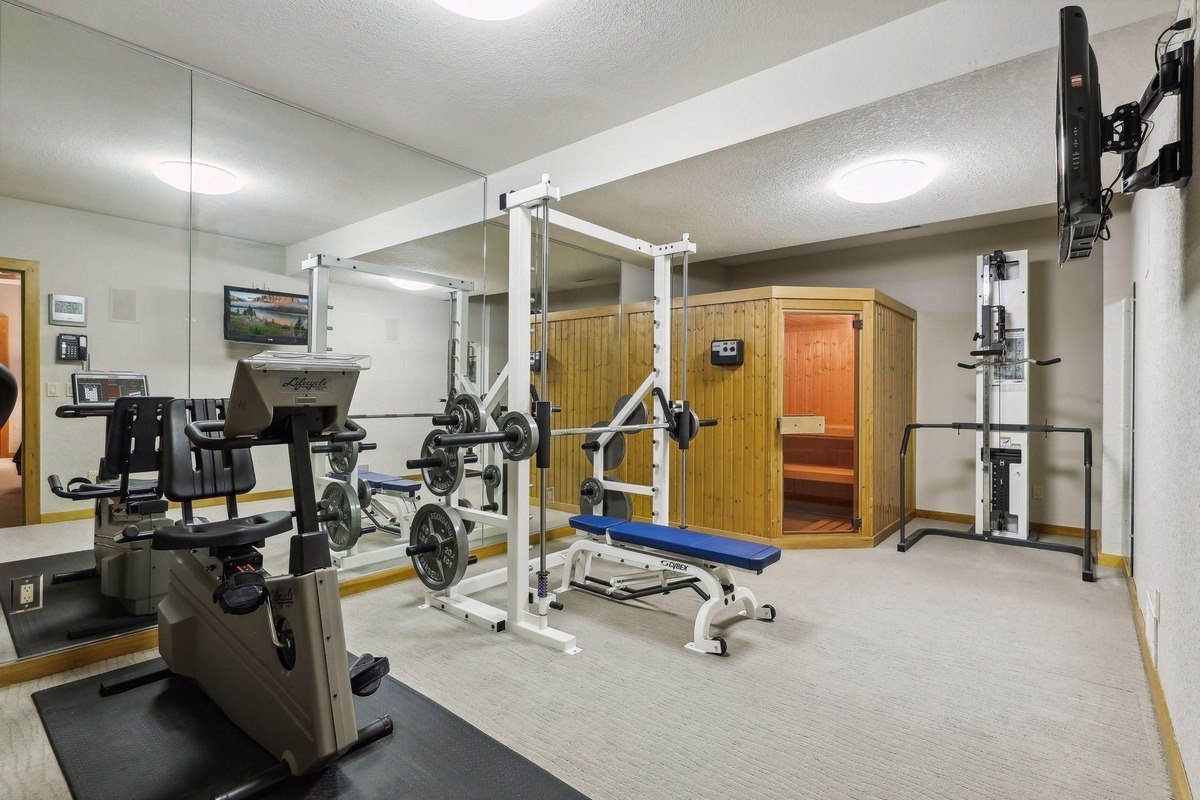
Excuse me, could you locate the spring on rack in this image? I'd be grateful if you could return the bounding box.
[537,570,549,598]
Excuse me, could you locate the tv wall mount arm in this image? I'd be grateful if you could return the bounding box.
[1102,37,1194,193]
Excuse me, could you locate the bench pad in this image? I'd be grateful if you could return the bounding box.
[569,515,782,572]
[333,471,421,496]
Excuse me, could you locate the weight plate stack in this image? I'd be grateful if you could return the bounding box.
[497,411,539,461]
[420,429,466,497]
[322,481,363,552]
[409,503,470,591]
[451,393,484,435]
[578,476,605,515]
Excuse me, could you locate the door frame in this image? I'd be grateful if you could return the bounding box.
[0,258,40,525]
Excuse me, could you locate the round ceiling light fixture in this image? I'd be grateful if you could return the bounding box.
[833,159,935,204]
[433,0,543,20]
[153,161,241,195]
[389,277,436,291]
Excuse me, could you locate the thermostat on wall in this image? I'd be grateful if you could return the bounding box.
[48,294,87,327]
[711,338,744,366]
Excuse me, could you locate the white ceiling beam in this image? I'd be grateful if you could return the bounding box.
[293,0,1172,261]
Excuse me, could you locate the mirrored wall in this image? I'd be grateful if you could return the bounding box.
[0,1,487,665]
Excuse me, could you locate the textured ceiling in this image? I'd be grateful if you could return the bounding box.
[0,2,478,245]
[358,220,622,293]
[555,15,1171,265]
[15,0,940,173]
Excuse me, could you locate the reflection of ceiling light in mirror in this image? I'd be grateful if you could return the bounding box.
[433,0,543,20]
[388,277,436,291]
[153,161,241,195]
[833,159,934,204]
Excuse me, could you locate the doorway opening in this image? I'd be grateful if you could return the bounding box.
[0,270,23,526]
[781,313,858,534]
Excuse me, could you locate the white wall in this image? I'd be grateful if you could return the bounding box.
[1120,4,1200,784]
[724,216,1104,532]
[0,195,448,513]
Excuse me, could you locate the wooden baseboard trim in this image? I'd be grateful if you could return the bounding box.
[0,523,577,687]
[914,508,1100,540]
[0,628,158,688]
[41,488,295,524]
[1126,566,1193,800]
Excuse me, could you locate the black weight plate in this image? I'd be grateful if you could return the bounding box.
[583,420,625,471]
[602,490,633,522]
[409,504,470,591]
[613,394,648,426]
[578,476,605,515]
[421,429,464,497]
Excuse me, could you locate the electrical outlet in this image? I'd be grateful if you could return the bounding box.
[1032,484,1045,500]
[10,575,42,613]
[45,382,58,397]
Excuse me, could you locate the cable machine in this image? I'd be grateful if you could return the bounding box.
[897,249,1096,581]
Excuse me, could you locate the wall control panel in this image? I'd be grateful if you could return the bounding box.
[530,349,542,373]
[710,338,744,366]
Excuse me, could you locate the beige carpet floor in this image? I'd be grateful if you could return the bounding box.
[0,524,1171,800]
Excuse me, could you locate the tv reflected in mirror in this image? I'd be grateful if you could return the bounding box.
[223,285,310,345]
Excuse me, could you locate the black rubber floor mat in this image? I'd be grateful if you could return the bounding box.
[34,655,589,800]
[0,550,151,657]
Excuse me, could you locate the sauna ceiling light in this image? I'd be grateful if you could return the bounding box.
[433,0,543,20]
[834,159,935,204]
[153,161,241,195]
[389,277,436,291]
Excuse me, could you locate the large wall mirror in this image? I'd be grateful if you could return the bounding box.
[0,1,484,670]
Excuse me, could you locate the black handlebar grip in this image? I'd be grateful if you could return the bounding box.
[48,475,63,493]
[405,542,439,557]
[957,362,976,369]
[1037,357,1062,366]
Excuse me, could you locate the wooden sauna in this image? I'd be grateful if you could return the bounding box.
[533,286,916,548]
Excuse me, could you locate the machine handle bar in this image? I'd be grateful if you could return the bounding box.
[55,403,115,419]
[185,418,367,451]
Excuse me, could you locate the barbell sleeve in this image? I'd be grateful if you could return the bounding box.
[433,430,518,448]
[431,414,456,427]
[698,418,717,428]
[405,541,439,557]
[405,452,480,470]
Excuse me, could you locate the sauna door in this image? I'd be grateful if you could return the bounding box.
[780,313,858,534]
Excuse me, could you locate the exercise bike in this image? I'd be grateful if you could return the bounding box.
[102,351,392,799]
[47,392,175,639]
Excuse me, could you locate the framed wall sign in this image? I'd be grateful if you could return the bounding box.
[48,294,87,327]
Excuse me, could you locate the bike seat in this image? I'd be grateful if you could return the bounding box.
[151,510,294,551]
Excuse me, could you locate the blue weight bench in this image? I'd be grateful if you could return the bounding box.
[561,515,780,655]
[356,471,421,497]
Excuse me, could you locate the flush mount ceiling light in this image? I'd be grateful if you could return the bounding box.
[833,159,935,204]
[433,0,543,20]
[389,276,436,291]
[153,161,241,195]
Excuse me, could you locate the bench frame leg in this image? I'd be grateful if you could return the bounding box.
[557,536,774,655]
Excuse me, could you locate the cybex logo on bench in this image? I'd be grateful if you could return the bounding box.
[280,376,330,392]
[660,559,690,572]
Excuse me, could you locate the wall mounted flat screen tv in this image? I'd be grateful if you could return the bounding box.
[223,286,310,346]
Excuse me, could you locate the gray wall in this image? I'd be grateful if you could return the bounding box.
[724,216,1104,530]
[1118,3,1200,782]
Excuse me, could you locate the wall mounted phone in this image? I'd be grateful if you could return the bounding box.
[56,333,88,362]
